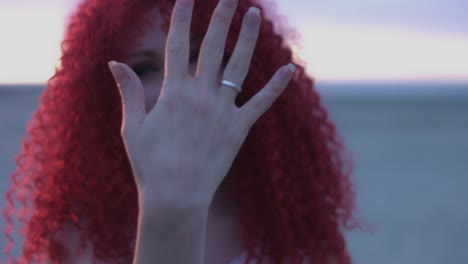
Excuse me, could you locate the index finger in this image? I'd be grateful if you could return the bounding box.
[165,0,194,82]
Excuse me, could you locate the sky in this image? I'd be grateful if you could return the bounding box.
[0,0,467,84]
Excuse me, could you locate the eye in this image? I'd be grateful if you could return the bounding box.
[131,62,161,78]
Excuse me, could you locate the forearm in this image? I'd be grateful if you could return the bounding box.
[132,203,209,264]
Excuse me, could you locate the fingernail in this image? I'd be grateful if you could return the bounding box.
[246,7,261,27]
[108,61,126,81]
[108,60,117,69]
[282,63,296,78]
[248,7,260,16]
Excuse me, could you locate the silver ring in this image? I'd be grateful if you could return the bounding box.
[220,79,242,93]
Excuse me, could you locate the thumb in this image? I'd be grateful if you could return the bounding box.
[108,61,145,129]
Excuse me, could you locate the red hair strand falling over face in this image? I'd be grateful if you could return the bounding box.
[3,0,364,263]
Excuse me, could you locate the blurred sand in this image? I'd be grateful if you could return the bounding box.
[1,84,467,263]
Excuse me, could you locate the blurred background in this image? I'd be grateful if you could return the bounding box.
[1,0,467,263]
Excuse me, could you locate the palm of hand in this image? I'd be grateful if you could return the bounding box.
[108,0,295,209]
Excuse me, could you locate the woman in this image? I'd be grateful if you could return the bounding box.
[3,0,361,263]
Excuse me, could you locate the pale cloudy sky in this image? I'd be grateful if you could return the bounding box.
[0,0,467,84]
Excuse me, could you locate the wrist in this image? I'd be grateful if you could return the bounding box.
[139,193,209,221]
[139,187,211,214]
[133,199,209,264]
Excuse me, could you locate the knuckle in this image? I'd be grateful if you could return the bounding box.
[167,39,187,55]
[270,79,286,94]
[225,59,248,79]
[240,31,258,44]
[174,13,191,23]
[163,85,185,102]
[173,4,192,22]
[177,0,192,8]
[170,88,184,99]
[191,95,213,113]
[262,89,278,104]
[251,93,271,112]
[172,88,214,113]
[213,10,232,25]
[204,42,224,61]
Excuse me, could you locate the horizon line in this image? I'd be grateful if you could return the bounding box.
[1,78,468,86]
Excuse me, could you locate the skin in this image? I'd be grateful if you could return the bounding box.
[109,0,295,261]
[122,7,247,264]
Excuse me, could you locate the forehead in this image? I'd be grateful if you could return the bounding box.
[124,7,166,53]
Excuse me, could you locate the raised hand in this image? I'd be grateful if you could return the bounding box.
[108,0,295,212]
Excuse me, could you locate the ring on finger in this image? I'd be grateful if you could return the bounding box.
[220,79,242,93]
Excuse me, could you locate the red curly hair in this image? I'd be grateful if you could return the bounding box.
[3,0,362,263]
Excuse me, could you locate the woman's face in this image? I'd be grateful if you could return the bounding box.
[122,7,201,113]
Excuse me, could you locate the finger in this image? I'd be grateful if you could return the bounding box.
[218,7,261,103]
[239,63,296,128]
[108,61,146,131]
[197,0,238,83]
[165,0,194,82]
